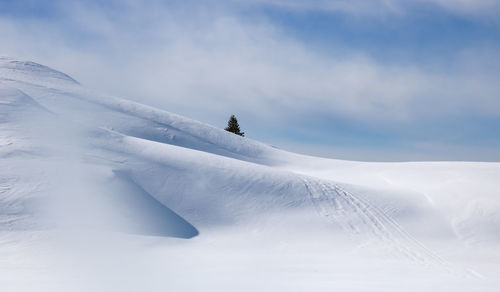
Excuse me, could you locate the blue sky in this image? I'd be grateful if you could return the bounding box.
[1,0,500,161]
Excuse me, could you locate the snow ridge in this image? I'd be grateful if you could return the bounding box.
[1,57,499,291]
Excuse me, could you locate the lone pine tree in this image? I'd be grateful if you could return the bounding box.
[225,115,245,137]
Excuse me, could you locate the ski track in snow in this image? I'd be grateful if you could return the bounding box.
[302,177,476,276]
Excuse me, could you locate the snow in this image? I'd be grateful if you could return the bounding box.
[1,58,499,291]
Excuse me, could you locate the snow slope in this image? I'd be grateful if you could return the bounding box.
[1,57,500,291]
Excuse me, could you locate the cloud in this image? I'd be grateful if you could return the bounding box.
[234,0,403,16]
[1,0,499,160]
[237,0,500,18]
[423,0,500,16]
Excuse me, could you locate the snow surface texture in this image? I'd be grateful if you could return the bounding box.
[1,56,499,291]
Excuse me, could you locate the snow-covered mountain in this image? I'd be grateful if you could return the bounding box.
[1,57,499,291]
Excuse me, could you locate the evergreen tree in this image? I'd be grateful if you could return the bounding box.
[225,115,245,137]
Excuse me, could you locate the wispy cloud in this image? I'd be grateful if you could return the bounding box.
[1,0,499,160]
[240,0,500,18]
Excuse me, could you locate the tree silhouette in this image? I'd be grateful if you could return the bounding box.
[225,115,244,137]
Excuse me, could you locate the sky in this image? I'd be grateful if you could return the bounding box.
[1,0,500,161]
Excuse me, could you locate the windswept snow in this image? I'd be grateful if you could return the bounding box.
[1,58,499,291]
[0,57,79,87]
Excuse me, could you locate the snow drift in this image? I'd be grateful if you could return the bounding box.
[1,57,499,291]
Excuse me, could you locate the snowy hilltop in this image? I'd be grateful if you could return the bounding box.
[1,57,500,291]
